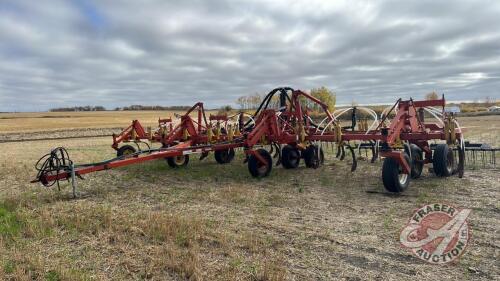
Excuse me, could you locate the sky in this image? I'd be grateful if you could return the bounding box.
[0,0,499,111]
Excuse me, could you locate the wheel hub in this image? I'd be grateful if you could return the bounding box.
[175,156,185,165]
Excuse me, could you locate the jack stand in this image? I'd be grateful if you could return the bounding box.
[70,163,78,198]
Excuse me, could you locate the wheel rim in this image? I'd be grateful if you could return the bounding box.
[257,162,268,174]
[398,173,408,185]
[256,152,269,174]
[123,149,134,156]
[398,164,409,185]
[174,156,185,165]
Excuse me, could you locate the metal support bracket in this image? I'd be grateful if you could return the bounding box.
[70,163,78,198]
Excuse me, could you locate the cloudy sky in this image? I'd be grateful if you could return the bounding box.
[1,0,499,111]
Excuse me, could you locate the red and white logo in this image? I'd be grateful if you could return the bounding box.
[400,203,471,264]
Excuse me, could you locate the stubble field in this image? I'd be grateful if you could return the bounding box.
[0,111,498,280]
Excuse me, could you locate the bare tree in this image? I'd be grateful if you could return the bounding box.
[236,96,246,110]
[236,93,263,110]
[484,96,493,106]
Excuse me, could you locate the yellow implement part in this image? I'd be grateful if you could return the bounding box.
[147,126,153,141]
[207,126,213,143]
[394,135,403,149]
[227,124,234,141]
[335,122,342,143]
[444,118,451,144]
[234,128,241,137]
[261,135,267,145]
[450,120,456,144]
[215,123,221,141]
[299,123,306,144]
[362,119,369,131]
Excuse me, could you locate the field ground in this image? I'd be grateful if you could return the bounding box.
[0,111,191,133]
[0,114,498,280]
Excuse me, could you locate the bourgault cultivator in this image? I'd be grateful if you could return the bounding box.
[109,102,247,166]
[33,87,466,197]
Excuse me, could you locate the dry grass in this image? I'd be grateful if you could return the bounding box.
[458,115,500,146]
[0,115,498,280]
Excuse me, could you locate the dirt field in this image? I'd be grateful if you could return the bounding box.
[0,110,190,133]
[0,114,498,280]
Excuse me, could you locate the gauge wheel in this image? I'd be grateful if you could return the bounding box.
[382,153,411,193]
[166,155,189,168]
[248,149,272,178]
[117,145,136,157]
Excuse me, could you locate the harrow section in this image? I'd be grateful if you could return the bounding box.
[32,87,482,197]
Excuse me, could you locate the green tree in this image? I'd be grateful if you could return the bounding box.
[217,105,233,115]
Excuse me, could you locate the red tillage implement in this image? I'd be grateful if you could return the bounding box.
[32,87,465,197]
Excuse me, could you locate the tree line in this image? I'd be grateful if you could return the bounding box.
[115,105,192,111]
[49,105,193,112]
[49,106,106,112]
[236,94,262,110]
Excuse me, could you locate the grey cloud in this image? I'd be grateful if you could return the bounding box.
[0,0,499,111]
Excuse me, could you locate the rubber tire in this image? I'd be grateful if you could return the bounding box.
[117,145,136,157]
[248,149,272,178]
[281,145,300,169]
[214,148,235,164]
[382,153,411,193]
[410,144,424,179]
[167,155,189,168]
[303,145,324,168]
[433,144,454,177]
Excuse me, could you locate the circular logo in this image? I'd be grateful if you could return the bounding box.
[400,203,471,264]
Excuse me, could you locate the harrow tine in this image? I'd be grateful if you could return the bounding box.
[346,144,357,172]
[340,145,346,161]
[199,151,209,161]
[458,144,465,178]
[274,143,282,166]
[370,141,378,163]
[336,143,342,158]
[272,143,280,158]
